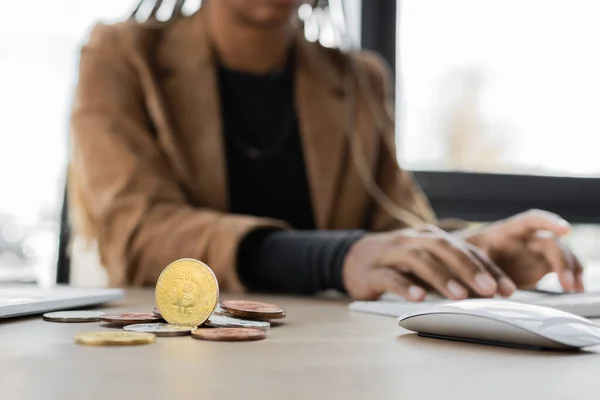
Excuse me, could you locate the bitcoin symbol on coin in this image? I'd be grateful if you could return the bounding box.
[171,272,200,315]
[155,259,219,326]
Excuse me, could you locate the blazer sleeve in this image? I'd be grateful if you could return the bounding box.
[353,52,438,232]
[70,24,286,289]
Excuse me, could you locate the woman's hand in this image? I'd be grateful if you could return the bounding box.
[462,209,584,293]
[342,228,517,301]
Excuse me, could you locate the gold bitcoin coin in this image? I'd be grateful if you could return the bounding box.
[155,258,219,327]
[74,331,155,346]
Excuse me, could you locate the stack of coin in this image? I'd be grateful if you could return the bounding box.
[150,301,278,332]
[43,259,289,345]
[219,300,286,321]
[190,300,287,342]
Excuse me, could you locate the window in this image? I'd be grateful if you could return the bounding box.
[398,0,600,176]
[397,0,600,272]
[0,1,141,284]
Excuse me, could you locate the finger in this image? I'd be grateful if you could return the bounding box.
[560,242,585,293]
[574,257,585,293]
[382,249,469,300]
[503,209,570,238]
[368,268,426,302]
[422,240,498,297]
[420,226,499,297]
[427,225,516,296]
[529,237,575,292]
[462,242,516,297]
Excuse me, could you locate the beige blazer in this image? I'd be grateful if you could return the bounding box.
[69,9,434,290]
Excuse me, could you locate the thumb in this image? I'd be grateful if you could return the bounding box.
[504,209,570,237]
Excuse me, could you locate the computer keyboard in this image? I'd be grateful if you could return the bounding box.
[349,290,600,319]
[527,292,600,317]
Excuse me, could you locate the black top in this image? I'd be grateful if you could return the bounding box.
[219,54,315,229]
[218,57,364,294]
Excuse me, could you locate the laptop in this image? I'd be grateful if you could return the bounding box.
[0,284,124,319]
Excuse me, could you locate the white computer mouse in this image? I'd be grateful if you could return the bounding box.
[397,299,600,351]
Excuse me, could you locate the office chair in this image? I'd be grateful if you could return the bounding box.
[56,183,70,284]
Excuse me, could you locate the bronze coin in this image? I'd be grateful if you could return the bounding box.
[191,327,267,342]
[152,307,162,318]
[100,313,161,325]
[220,300,286,320]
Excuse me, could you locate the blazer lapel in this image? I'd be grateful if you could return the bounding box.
[155,10,228,211]
[295,39,347,228]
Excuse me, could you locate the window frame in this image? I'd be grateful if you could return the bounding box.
[360,0,600,224]
[413,171,600,223]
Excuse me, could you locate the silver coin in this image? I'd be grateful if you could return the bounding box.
[213,304,228,314]
[43,311,105,323]
[212,304,236,317]
[205,314,270,331]
[123,323,194,337]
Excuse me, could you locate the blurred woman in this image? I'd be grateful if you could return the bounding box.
[69,0,583,300]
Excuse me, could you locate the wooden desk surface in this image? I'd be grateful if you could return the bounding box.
[2,289,600,400]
